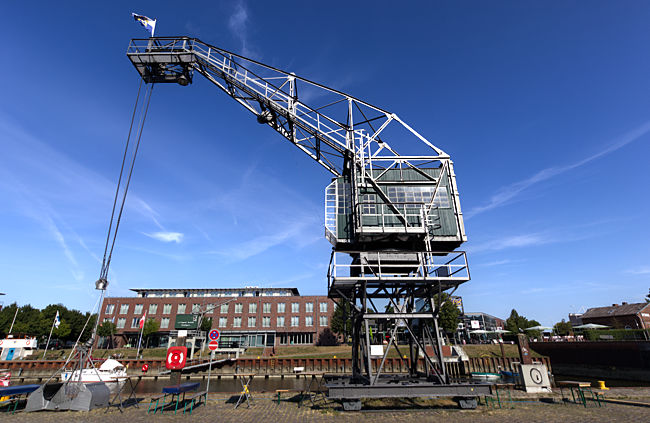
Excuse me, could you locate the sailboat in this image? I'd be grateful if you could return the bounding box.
[60,359,127,394]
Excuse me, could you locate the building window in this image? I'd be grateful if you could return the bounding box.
[134,304,143,315]
[277,316,285,327]
[119,304,129,315]
[320,316,328,326]
[148,304,158,315]
[277,303,285,313]
[291,316,299,327]
[103,318,112,323]
[177,304,186,314]
[192,304,201,313]
[116,318,126,329]
[161,317,170,329]
[249,303,257,313]
[263,303,271,313]
[306,302,313,313]
[105,304,115,314]
[233,317,242,328]
[219,317,227,328]
[131,318,139,328]
[220,303,229,314]
[263,316,270,327]
[235,303,243,313]
[292,303,299,313]
[320,303,328,313]
[248,317,256,328]
[163,304,172,314]
[306,316,313,326]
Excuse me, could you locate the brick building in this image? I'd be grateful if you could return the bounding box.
[581,302,650,330]
[98,287,336,348]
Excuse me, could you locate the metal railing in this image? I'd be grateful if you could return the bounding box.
[328,250,470,289]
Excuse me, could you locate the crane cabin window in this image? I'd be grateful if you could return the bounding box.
[385,186,450,209]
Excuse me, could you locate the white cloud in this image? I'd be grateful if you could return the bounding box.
[228,0,255,57]
[466,120,650,218]
[475,259,518,267]
[625,266,650,275]
[144,232,184,243]
[470,233,550,253]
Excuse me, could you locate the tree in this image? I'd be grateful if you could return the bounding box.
[97,321,117,348]
[330,302,352,341]
[200,317,212,332]
[435,293,461,336]
[317,327,338,346]
[142,318,160,348]
[53,321,72,340]
[646,288,650,303]
[505,309,540,337]
[554,319,572,336]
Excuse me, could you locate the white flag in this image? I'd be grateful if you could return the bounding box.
[54,311,60,329]
[132,13,156,37]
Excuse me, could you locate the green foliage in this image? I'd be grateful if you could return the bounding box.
[505,309,540,335]
[97,321,117,337]
[0,303,96,342]
[554,319,572,336]
[316,327,339,346]
[53,321,72,339]
[200,317,213,332]
[143,318,159,338]
[435,293,461,335]
[331,302,352,341]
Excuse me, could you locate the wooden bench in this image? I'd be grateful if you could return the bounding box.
[147,394,167,414]
[276,389,290,405]
[183,390,207,414]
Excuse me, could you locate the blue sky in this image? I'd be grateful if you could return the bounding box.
[1,1,649,325]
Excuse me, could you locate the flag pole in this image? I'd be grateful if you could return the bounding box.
[136,315,146,358]
[42,312,57,359]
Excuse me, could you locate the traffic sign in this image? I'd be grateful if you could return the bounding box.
[208,340,219,351]
[209,329,220,341]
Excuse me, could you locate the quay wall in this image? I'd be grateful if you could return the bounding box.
[531,341,650,382]
[0,355,551,383]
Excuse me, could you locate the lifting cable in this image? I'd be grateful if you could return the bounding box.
[98,80,155,283]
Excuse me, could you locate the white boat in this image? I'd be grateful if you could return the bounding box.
[60,359,127,394]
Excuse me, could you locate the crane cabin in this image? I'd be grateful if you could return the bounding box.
[325,164,466,251]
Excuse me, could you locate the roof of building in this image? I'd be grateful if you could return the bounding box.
[582,302,650,319]
[463,312,503,321]
[129,287,301,297]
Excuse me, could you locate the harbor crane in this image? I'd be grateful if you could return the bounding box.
[125,36,488,409]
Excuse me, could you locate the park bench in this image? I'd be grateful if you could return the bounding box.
[183,390,207,414]
[557,381,603,408]
[275,389,290,405]
[147,393,167,414]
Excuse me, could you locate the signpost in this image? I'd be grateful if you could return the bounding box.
[206,341,218,395]
[209,329,220,341]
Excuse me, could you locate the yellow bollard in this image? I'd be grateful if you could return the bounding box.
[597,380,609,390]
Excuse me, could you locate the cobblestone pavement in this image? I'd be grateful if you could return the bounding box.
[5,391,650,423]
